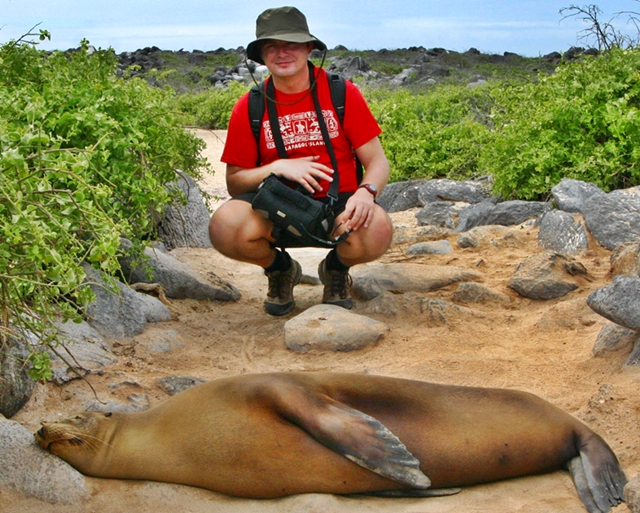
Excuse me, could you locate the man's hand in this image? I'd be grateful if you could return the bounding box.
[272,156,334,194]
[339,187,376,232]
[226,156,334,197]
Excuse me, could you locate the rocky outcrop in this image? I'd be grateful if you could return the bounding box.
[508,251,588,300]
[158,173,213,250]
[118,238,240,302]
[83,263,172,340]
[582,187,640,250]
[114,44,592,91]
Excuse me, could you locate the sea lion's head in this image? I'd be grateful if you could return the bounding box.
[35,412,115,469]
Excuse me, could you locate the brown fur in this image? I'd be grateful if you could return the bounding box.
[35,372,626,511]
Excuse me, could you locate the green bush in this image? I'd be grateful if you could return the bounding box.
[483,47,640,199]
[173,81,247,128]
[0,39,208,378]
[368,84,495,182]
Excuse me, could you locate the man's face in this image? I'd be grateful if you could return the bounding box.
[260,40,313,78]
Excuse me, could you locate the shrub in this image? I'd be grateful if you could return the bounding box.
[0,39,208,378]
[483,47,640,199]
[173,81,247,128]
[367,84,495,182]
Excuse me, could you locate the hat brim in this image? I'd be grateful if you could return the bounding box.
[246,34,326,64]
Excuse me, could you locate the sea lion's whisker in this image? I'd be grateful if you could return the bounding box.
[43,425,113,450]
[80,433,113,450]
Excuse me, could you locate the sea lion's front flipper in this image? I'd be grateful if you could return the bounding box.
[273,386,431,489]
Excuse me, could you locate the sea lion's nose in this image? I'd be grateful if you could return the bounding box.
[37,427,45,438]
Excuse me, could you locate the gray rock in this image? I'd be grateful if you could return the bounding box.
[284,304,389,353]
[119,239,241,302]
[415,201,460,228]
[495,200,548,226]
[417,178,491,204]
[406,240,453,255]
[418,297,483,325]
[0,415,87,504]
[377,180,425,212]
[390,67,417,86]
[357,290,482,323]
[467,78,488,88]
[551,178,604,213]
[625,473,640,513]
[457,199,548,232]
[142,330,183,354]
[583,187,640,250]
[0,336,35,418]
[50,320,117,384]
[626,341,640,367]
[393,225,453,245]
[456,199,497,232]
[452,282,511,305]
[158,172,212,249]
[158,376,207,396]
[537,210,589,255]
[533,298,600,331]
[456,225,514,249]
[351,263,483,300]
[588,275,640,330]
[456,231,481,248]
[358,292,426,317]
[610,242,640,278]
[83,263,172,339]
[593,323,640,357]
[346,55,369,73]
[85,393,150,413]
[509,251,588,300]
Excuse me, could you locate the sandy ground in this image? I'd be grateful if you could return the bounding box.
[4,129,640,513]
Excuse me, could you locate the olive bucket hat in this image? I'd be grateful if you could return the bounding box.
[246,6,327,64]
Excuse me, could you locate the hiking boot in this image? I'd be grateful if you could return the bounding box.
[264,258,302,316]
[318,258,353,309]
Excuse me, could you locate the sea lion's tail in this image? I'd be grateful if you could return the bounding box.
[567,431,627,513]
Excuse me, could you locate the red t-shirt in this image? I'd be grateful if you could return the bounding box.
[221,67,382,198]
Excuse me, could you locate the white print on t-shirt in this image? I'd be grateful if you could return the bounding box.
[263,109,339,152]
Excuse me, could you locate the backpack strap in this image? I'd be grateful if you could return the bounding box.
[327,72,346,126]
[327,72,363,184]
[248,66,362,184]
[265,77,289,160]
[308,65,340,202]
[248,81,266,167]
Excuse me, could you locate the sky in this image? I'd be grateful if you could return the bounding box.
[2,0,639,57]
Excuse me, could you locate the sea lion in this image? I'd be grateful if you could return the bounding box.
[35,372,626,512]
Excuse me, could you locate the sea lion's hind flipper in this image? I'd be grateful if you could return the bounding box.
[566,438,627,513]
[567,456,604,513]
[273,387,431,489]
[357,487,461,498]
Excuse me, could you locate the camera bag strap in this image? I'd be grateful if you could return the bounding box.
[264,63,340,202]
